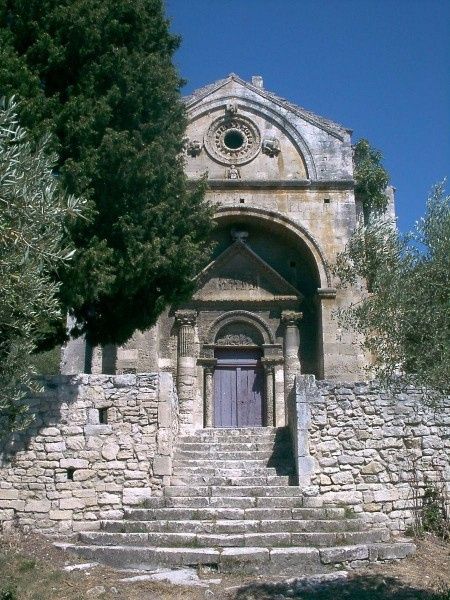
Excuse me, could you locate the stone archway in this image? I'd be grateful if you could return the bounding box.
[201,312,282,428]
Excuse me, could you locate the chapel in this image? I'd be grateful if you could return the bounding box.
[62,74,392,431]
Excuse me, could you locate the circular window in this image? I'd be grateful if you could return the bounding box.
[224,129,245,150]
[204,115,261,165]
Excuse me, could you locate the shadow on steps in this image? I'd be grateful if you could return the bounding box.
[266,426,296,481]
[233,574,446,600]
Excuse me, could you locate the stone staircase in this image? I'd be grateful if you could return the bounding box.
[62,427,415,575]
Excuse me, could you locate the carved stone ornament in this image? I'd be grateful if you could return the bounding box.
[204,115,261,166]
[262,137,281,157]
[281,311,303,326]
[225,102,238,116]
[186,139,202,157]
[216,333,255,346]
[175,310,197,327]
[226,164,241,179]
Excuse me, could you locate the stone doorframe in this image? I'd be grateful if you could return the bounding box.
[198,311,297,428]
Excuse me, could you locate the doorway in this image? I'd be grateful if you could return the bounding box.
[213,348,264,427]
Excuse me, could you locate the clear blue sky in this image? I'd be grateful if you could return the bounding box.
[166,0,449,232]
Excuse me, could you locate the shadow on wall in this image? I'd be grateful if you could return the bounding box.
[234,575,448,600]
[0,376,80,461]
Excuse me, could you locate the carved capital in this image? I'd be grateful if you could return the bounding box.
[261,360,275,375]
[281,310,303,326]
[175,310,197,327]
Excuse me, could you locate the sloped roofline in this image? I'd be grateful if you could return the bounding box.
[183,73,352,139]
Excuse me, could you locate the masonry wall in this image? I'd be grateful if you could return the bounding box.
[304,379,450,532]
[0,373,178,535]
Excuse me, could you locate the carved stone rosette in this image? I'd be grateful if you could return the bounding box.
[204,114,261,166]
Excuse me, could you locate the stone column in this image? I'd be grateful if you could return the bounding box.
[202,359,217,428]
[281,311,303,403]
[316,288,337,379]
[175,310,197,431]
[262,362,275,426]
[60,315,88,374]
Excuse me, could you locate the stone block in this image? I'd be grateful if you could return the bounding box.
[24,500,51,513]
[320,544,369,564]
[49,510,73,520]
[153,455,172,476]
[158,403,171,428]
[59,497,86,510]
[123,488,152,506]
[0,489,19,500]
[66,436,86,451]
[60,458,89,469]
[101,443,120,461]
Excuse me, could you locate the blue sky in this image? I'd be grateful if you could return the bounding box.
[166,0,449,232]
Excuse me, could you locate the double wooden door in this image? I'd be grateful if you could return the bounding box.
[213,349,264,427]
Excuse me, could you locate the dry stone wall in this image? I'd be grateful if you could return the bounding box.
[0,373,178,535]
[301,377,450,532]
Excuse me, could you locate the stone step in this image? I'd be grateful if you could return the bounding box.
[57,540,416,575]
[102,517,369,535]
[171,466,295,478]
[173,459,288,469]
[174,450,287,460]
[179,426,283,439]
[168,496,305,509]
[170,474,292,487]
[176,441,283,452]
[80,528,389,548]
[124,506,347,521]
[164,485,304,498]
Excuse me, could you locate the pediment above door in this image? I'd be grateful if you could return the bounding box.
[193,240,303,303]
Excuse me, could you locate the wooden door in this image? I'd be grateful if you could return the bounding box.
[213,349,264,427]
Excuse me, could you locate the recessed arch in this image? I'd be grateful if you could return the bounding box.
[207,310,275,345]
[214,206,332,288]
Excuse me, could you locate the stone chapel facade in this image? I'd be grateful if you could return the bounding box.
[61,74,391,432]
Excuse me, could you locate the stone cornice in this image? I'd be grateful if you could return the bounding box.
[187,179,354,191]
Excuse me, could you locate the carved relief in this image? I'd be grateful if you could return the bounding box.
[262,137,281,157]
[186,139,202,157]
[216,334,255,346]
[215,322,263,346]
[226,164,241,179]
[204,115,261,165]
[216,276,258,291]
[225,102,238,116]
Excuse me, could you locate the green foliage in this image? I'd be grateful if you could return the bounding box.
[0,98,84,433]
[0,0,214,346]
[354,139,390,220]
[0,586,17,600]
[332,182,450,403]
[422,481,449,540]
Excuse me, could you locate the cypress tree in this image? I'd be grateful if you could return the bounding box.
[0,0,213,345]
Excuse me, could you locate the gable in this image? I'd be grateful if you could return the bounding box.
[193,240,303,302]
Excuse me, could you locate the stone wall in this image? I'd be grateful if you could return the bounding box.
[0,373,178,535]
[297,377,450,532]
